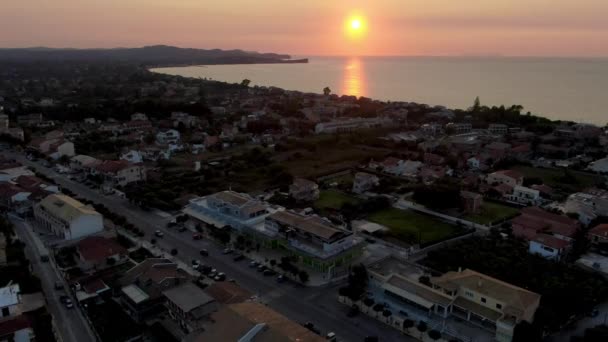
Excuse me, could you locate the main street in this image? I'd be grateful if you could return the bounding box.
[10,216,97,342]
[7,151,413,342]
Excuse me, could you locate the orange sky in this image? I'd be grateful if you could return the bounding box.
[2,0,608,56]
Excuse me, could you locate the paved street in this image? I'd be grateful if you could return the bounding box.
[10,216,97,342]
[9,152,414,342]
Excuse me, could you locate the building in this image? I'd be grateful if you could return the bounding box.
[0,284,21,319]
[156,129,181,145]
[507,186,541,206]
[163,283,218,333]
[511,207,580,242]
[264,210,360,269]
[76,236,128,272]
[33,194,103,240]
[118,258,190,322]
[563,189,608,225]
[461,191,483,214]
[187,302,325,342]
[352,172,379,194]
[123,120,152,132]
[587,157,608,173]
[0,183,32,215]
[314,117,392,134]
[183,191,273,232]
[0,314,34,342]
[93,160,146,187]
[446,122,472,134]
[588,224,608,246]
[28,138,75,159]
[489,124,508,135]
[0,114,24,141]
[529,234,571,260]
[289,178,320,202]
[119,150,144,164]
[130,112,148,121]
[487,170,524,187]
[367,259,540,342]
[70,155,100,172]
[16,113,43,126]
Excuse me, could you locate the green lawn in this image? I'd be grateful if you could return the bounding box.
[368,208,462,245]
[464,202,520,225]
[314,190,360,210]
[512,165,604,193]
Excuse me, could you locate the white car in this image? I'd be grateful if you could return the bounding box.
[154,230,164,237]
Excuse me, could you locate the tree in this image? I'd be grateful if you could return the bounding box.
[402,319,414,330]
[298,271,310,283]
[150,238,157,245]
[323,86,331,96]
[428,330,442,340]
[170,248,178,256]
[345,264,368,300]
[472,96,481,113]
[417,321,427,333]
[241,79,251,87]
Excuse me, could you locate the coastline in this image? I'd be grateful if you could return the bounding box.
[146,58,308,69]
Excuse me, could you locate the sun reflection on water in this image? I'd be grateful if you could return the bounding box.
[341,57,366,98]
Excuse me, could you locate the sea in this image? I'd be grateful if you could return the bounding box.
[151,56,608,125]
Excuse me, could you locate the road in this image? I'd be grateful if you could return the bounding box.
[9,152,414,342]
[10,216,97,342]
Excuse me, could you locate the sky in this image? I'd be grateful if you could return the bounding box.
[2,0,608,57]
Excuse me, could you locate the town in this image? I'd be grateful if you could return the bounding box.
[1,61,608,342]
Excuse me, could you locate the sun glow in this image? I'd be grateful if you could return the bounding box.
[345,14,366,39]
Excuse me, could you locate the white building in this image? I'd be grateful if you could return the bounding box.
[563,189,608,225]
[507,186,541,206]
[93,160,146,187]
[487,170,524,187]
[119,150,144,164]
[289,178,320,202]
[130,112,148,121]
[156,129,181,145]
[33,194,103,240]
[314,117,392,134]
[488,124,508,135]
[529,234,570,260]
[587,157,608,173]
[0,284,21,319]
[70,155,100,172]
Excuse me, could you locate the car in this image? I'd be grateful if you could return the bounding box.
[263,269,276,276]
[276,275,286,283]
[192,233,202,240]
[216,272,226,281]
[64,301,74,309]
[257,265,266,272]
[199,249,209,257]
[154,230,164,237]
[249,261,259,268]
[208,271,217,278]
[222,248,233,254]
[54,282,64,290]
[326,332,337,341]
[200,265,212,274]
[59,295,70,304]
[233,254,245,262]
[178,226,187,232]
[303,322,320,335]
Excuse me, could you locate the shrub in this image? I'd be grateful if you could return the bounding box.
[417,321,427,333]
[170,248,178,256]
[428,330,441,340]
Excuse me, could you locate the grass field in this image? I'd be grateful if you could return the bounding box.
[464,201,520,225]
[368,208,463,245]
[314,190,360,210]
[512,165,604,193]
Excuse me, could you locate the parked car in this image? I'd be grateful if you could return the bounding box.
[257,265,266,272]
[326,332,337,341]
[154,230,164,237]
[249,261,259,268]
[276,275,286,283]
[192,233,202,240]
[216,272,226,281]
[233,254,245,262]
[303,322,321,335]
[263,269,276,276]
[199,249,209,257]
[178,226,187,232]
[54,282,64,290]
[222,248,233,255]
[59,296,73,309]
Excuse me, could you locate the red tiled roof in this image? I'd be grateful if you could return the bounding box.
[532,234,571,250]
[77,236,127,262]
[513,207,579,239]
[494,170,523,180]
[205,282,251,304]
[14,175,44,190]
[589,224,608,238]
[0,315,31,338]
[382,157,401,167]
[125,120,152,128]
[0,183,26,198]
[494,183,514,195]
[95,160,130,173]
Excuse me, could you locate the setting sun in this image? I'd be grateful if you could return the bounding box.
[350,19,361,30]
[345,14,367,40]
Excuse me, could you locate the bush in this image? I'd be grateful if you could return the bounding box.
[428,330,441,340]
[417,321,427,333]
[402,319,414,330]
[170,248,178,256]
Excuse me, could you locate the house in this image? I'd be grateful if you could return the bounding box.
[156,129,180,145]
[563,189,608,225]
[314,117,392,134]
[14,175,59,196]
[352,172,379,194]
[33,194,104,240]
[16,113,43,126]
[0,314,34,342]
[0,161,34,182]
[76,236,128,272]
[289,178,320,202]
[0,284,21,319]
[188,302,325,342]
[489,124,508,135]
[529,234,571,260]
[507,186,541,206]
[0,183,32,215]
[511,207,580,241]
[487,170,523,187]
[588,224,608,246]
[264,210,360,267]
[123,120,152,132]
[461,191,483,214]
[485,142,512,160]
[130,112,148,121]
[118,258,190,322]
[588,157,608,173]
[119,150,144,164]
[376,157,404,175]
[467,157,481,170]
[445,122,472,134]
[163,282,218,333]
[424,153,445,166]
[28,138,75,159]
[401,160,423,178]
[183,191,273,232]
[94,160,146,187]
[70,155,100,172]
[367,261,540,342]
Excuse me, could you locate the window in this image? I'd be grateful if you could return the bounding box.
[496,303,502,309]
[465,291,474,298]
[1,307,9,317]
[481,297,487,303]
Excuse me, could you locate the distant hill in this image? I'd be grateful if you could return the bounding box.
[0,45,308,66]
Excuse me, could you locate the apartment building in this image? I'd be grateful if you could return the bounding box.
[33,194,103,240]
